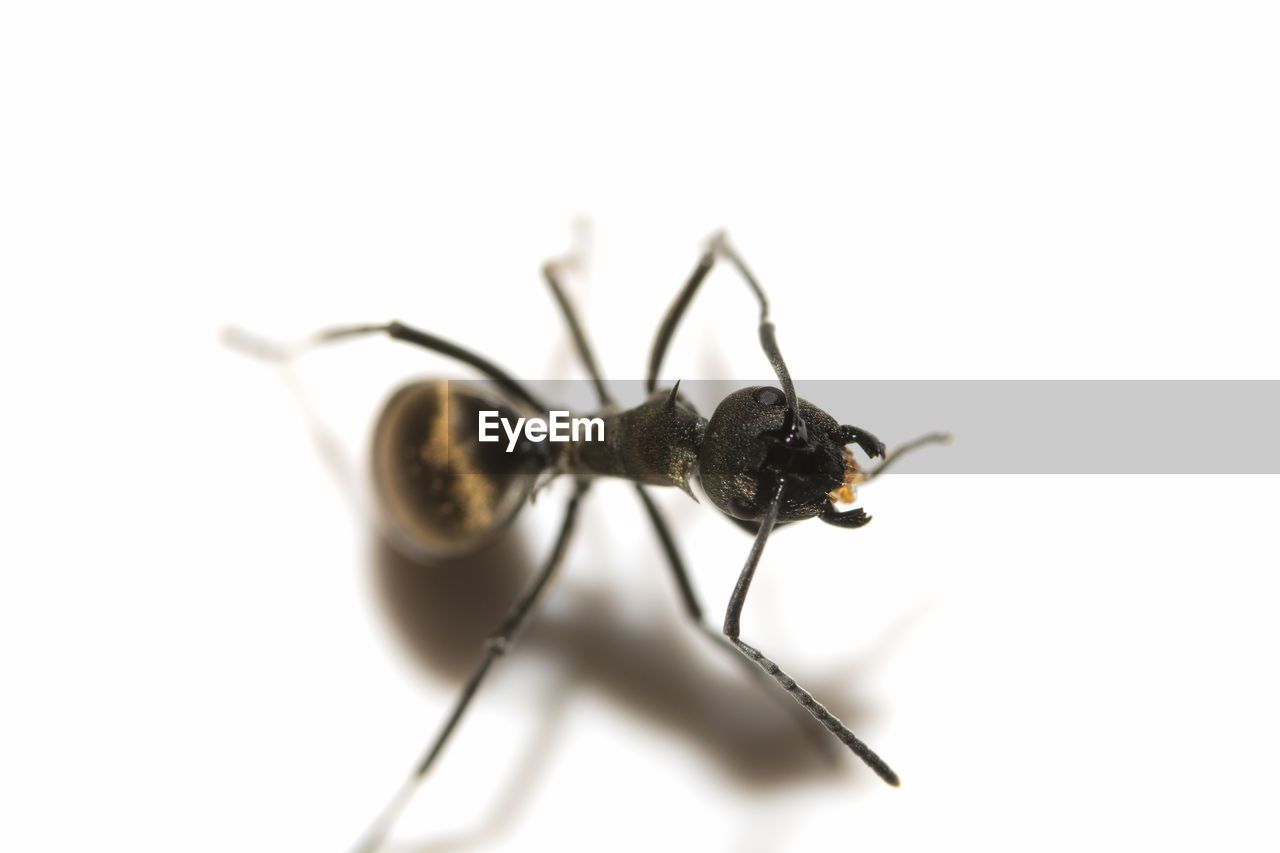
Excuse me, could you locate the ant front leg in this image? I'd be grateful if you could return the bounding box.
[864,431,954,482]
[723,481,901,787]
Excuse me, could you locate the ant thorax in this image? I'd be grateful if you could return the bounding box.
[560,388,705,498]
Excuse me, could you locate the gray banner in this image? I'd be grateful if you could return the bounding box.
[444,379,1280,474]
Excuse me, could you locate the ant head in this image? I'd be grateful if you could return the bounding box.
[699,386,864,523]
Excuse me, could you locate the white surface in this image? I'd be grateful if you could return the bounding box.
[2,3,1278,853]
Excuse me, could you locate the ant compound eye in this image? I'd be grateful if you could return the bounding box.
[752,386,785,406]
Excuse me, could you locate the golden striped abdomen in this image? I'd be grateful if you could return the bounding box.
[371,380,544,560]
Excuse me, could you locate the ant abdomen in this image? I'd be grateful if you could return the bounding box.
[371,380,545,561]
[699,386,852,523]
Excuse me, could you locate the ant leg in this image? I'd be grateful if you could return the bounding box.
[863,431,953,482]
[723,482,900,787]
[632,484,838,759]
[351,481,590,853]
[631,484,703,622]
[645,244,715,394]
[223,320,549,414]
[542,229,616,408]
[646,235,805,441]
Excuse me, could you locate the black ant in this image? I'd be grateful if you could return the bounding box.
[228,231,948,852]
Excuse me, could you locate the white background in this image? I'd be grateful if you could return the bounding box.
[2,3,1277,852]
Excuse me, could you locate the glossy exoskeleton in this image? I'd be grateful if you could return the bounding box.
[232,233,947,853]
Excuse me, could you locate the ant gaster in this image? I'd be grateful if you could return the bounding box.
[229,232,948,853]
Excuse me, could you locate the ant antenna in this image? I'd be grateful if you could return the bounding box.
[646,233,806,443]
[723,479,900,786]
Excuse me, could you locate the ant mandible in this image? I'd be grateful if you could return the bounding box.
[229,231,948,852]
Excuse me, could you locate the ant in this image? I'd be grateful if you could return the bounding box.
[228,231,948,852]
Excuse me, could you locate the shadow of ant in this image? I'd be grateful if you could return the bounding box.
[227,271,938,851]
[369,518,928,852]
